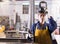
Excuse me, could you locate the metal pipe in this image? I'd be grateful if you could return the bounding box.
[29,0,35,43]
[30,0,35,28]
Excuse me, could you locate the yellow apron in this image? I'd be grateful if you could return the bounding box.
[35,26,52,44]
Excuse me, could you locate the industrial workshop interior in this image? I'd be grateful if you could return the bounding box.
[0,0,60,44]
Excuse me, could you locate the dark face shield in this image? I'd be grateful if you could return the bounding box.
[38,7,48,15]
[39,1,48,15]
[39,1,47,11]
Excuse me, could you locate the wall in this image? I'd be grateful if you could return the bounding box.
[0,0,52,29]
[51,0,60,26]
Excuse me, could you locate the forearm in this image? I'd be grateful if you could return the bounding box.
[48,16,57,33]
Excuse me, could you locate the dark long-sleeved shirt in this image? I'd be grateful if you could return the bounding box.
[31,16,57,35]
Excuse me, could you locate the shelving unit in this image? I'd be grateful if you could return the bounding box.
[5,30,28,39]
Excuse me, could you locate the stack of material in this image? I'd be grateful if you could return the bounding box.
[0,32,6,38]
[0,25,6,38]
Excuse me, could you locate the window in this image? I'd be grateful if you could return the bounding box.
[16,0,21,1]
[16,0,29,1]
[22,5,38,14]
[9,0,12,1]
[23,5,29,14]
[35,5,39,14]
[0,0,2,2]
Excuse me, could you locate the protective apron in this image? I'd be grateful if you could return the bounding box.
[35,26,52,44]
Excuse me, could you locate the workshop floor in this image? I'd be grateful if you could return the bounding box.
[0,42,33,44]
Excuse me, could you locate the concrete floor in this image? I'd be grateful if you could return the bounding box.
[0,32,33,44]
[0,42,17,44]
[0,42,33,44]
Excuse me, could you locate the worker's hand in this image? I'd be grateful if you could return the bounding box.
[52,27,59,35]
[47,15,51,19]
[45,15,50,24]
[47,15,53,20]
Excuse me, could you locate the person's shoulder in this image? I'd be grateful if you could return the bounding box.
[32,23,37,27]
[32,21,39,27]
